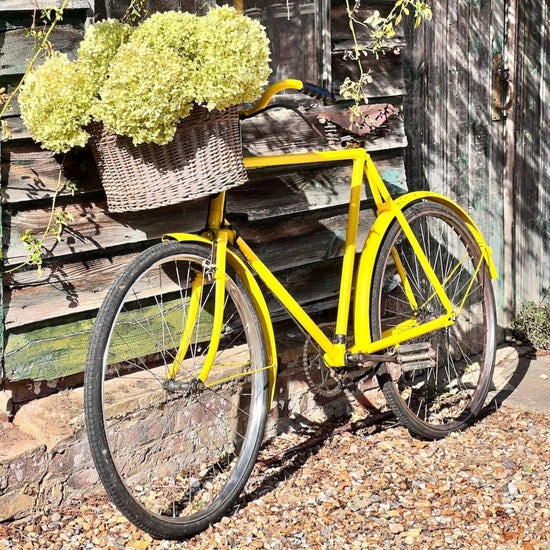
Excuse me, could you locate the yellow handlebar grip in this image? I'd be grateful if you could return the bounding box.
[241,79,303,117]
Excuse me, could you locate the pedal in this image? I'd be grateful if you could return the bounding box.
[396,342,436,373]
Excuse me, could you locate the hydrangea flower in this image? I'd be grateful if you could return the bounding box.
[19,7,272,149]
[19,53,91,153]
[93,43,194,145]
[77,19,133,95]
[194,6,272,111]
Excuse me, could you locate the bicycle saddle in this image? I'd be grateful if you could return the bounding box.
[317,104,397,136]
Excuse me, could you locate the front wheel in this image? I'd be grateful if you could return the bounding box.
[370,201,496,439]
[84,241,269,539]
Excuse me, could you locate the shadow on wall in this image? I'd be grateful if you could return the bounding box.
[402,0,550,324]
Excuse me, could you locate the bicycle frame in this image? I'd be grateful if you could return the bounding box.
[165,146,497,401]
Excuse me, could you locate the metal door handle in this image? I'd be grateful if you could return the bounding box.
[492,54,514,120]
[495,75,514,111]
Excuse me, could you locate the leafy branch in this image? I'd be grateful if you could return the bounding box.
[0,0,75,275]
[341,0,432,112]
[121,0,150,24]
[5,167,75,276]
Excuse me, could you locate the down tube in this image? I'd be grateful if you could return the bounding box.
[235,236,346,367]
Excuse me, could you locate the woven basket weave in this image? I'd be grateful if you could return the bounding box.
[88,106,248,212]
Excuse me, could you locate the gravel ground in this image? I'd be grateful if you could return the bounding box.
[0,404,549,550]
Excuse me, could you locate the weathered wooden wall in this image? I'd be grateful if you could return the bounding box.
[0,1,407,400]
[510,0,550,314]
[402,0,550,329]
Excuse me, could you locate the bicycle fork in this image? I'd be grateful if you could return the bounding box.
[167,226,230,383]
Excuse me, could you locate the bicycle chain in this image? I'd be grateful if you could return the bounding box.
[302,322,363,397]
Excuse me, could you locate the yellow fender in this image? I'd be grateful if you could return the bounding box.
[163,233,278,407]
[353,192,497,351]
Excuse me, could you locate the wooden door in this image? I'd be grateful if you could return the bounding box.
[403,0,525,328]
[508,0,550,318]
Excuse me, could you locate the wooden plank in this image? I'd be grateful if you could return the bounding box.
[1,144,100,206]
[4,156,405,264]
[331,51,406,98]
[3,198,209,266]
[4,315,94,381]
[4,206,381,327]
[3,255,346,381]
[244,1,319,84]
[2,118,405,207]
[513,0,547,305]
[466,0,492,212]
[232,157,406,220]
[4,253,135,328]
[401,5,427,192]
[6,100,406,153]
[500,0,517,322]
[0,0,91,9]
[0,25,85,77]
[241,107,406,156]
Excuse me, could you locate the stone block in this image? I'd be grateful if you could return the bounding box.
[13,389,85,451]
[0,489,36,522]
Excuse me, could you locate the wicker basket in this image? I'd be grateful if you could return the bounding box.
[88,106,248,212]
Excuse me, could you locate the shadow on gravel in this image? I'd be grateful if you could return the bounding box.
[237,411,396,510]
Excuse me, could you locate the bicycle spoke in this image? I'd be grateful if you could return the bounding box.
[371,202,496,438]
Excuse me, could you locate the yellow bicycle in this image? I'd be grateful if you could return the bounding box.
[84,80,497,539]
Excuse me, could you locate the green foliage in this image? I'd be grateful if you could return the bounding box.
[7,173,76,276]
[512,298,550,350]
[18,7,271,149]
[342,0,432,106]
[121,0,150,24]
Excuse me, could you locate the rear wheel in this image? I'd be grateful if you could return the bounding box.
[85,241,269,539]
[370,202,496,439]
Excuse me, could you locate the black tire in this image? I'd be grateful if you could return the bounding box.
[84,241,269,539]
[370,201,496,439]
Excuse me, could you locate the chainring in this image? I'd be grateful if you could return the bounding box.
[303,322,345,397]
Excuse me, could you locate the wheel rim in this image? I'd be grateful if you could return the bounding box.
[374,205,495,432]
[96,249,267,526]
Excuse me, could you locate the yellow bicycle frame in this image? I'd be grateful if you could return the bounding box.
[164,79,497,406]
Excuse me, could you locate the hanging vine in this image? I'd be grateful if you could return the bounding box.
[340,0,432,119]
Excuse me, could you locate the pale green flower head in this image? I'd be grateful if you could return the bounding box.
[94,42,194,145]
[194,5,272,111]
[19,52,91,153]
[128,10,200,61]
[77,19,133,93]
[19,8,272,150]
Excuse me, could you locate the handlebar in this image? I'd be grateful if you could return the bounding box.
[240,79,334,117]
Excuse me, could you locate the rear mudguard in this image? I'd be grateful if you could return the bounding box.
[353,192,497,352]
[163,233,278,408]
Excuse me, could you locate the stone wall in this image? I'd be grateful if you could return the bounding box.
[0,347,384,523]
